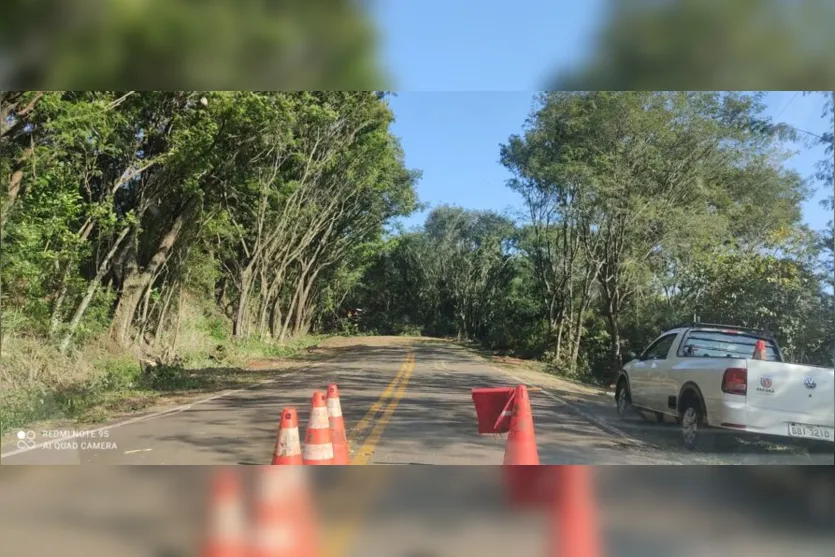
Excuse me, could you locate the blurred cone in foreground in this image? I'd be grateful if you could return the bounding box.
[503,385,539,465]
[550,466,601,557]
[327,384,350,465]
[272,407,302,465]
[753,339,767,360]
[303,391,334,465]
[202,468,247,557]
[250,467,318,557]
[504,465,558,508]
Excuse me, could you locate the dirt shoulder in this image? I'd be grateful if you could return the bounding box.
[421,337,614,401]
[1,335,411,446]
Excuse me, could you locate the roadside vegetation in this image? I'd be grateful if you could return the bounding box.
[0,91,418,434]
[1,90,832,435]
[348,92,835,385]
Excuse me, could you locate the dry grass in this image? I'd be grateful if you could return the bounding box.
[0,298,329,437]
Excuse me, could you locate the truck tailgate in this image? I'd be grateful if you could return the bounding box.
[746,361,835,425]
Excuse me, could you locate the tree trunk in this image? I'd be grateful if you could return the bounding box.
[233,267,253,338]
[292,288,309,337]
[279,271,306,341]
[257,286,271,341]
[170,287,184,355]
[269,295,283,339]
[267,269,287,338]
[49,264,72,337]
[154,281,178,343]
[570,300,588,371]
[603,305,622,385]
[554,318,565,362]
[111,198,195,345]
[570,269,597,370]
[1,144,34,230]
[60,226,130,351]
[297,300,315,337]
[135,276,156,344]
[293,266,321,336]
[215,277,227,308]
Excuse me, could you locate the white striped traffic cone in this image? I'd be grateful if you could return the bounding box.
[272,407,303,465]
[326,384,350,465]
[303,392,334,465]
[249,466,317,557]
[202,468,247,557]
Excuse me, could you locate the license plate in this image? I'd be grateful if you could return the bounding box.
[788,423,834,441]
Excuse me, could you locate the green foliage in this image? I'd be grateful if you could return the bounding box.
[1,86,831,436]
[351,91,833,384]
[0,90,417,430]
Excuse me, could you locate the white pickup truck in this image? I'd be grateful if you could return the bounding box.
[615,323,835,450]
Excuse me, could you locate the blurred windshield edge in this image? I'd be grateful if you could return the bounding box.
[550,0,835,90]
[0,0,389,90]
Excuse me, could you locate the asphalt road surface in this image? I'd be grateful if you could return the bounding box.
[1,337,832,465]
[2,465,833,557]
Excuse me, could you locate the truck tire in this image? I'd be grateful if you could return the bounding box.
[615,378,632,417]
[680,396,712,451]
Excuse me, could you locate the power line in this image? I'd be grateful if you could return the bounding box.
[775,91,799,119]
[788,124,828,142]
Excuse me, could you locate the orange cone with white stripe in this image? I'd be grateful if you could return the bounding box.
[503,385,539,465]
[326,384,350,465]
[303,392,334,465]
[272,407,303,465]
[249,466,318,557]
[202,468,247,557]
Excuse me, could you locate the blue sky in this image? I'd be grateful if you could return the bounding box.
[370,3,833,234]
[372,0,605,91]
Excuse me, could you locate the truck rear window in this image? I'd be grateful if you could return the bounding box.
[677,330,780,361]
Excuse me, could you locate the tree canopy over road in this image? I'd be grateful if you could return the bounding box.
[1,90,832,432]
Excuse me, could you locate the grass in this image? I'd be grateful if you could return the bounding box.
[0,300,329,438]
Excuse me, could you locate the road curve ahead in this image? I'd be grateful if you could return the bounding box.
[2,337,828,465]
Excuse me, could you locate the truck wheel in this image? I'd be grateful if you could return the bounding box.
[615,379,632,417]
[681,399,711,451]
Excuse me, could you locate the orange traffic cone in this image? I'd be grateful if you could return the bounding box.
[549,466,601,557]
[503,385,539,465]
[753,339,767,360]
[326,384,350,465]
[202,468,247,557]
[249,467,318,557]
[272,407,303,465]
[303,392,334,465]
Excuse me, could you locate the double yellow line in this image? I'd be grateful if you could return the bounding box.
[321,349,416,557]
[349,350,415,465]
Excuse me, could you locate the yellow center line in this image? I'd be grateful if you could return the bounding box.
[348,350,413,442]
[321,350,416,556]
[351,352,416,465]
[321,467,393,557]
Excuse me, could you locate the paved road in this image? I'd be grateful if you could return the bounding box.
[2,466,832,557]
[1,338,831,465]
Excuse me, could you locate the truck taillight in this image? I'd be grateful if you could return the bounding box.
[722,367,747,395]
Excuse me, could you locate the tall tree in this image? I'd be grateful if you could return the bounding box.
[501,92,808,380]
